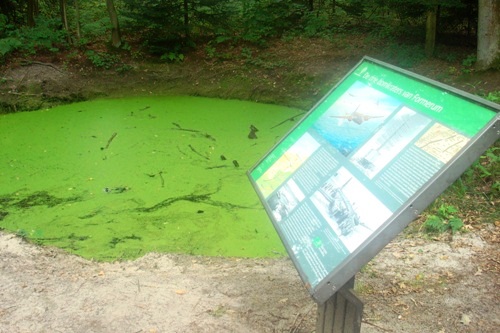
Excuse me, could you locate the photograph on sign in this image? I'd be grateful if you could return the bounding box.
[248,57,499,301]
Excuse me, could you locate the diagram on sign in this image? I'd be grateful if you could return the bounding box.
[415,123,469,163]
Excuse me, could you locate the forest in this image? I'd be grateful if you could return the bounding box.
[0,0,498,69]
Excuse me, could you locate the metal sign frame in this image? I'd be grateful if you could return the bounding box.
[248,56,499,303]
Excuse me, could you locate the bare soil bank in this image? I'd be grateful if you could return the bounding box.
[1,226,498,332]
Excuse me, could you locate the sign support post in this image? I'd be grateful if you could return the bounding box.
[316,276,363,333]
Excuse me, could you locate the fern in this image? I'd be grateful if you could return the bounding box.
[423,205,464,234]
[0,37,22,56]
[449,217,464,234]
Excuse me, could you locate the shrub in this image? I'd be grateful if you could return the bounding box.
[423,204,464,234]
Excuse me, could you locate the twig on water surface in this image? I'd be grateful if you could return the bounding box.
[270,112,305,129]
[101,132,117,150]
[188,144,210,160]
[158,171,165,187]
[171,122,216,141]
[205,165,228,169]
[136,191,258,213]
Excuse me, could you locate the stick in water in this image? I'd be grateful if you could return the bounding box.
[101,132,117,150]
[158,171,165,187]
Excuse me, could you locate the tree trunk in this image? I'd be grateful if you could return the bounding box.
[424,6,438,58]
[0,0,17,23]
[27,0,39,27]
[477,0,500,70]
[106,0,122,48]
[75,0,81,40]
[59,0,71,43]
[183,0,189,38]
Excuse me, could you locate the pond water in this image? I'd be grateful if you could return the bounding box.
[0,96,302,261]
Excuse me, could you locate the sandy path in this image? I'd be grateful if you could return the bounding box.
[1,230,498,333]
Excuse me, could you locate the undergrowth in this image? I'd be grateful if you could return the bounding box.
[418,141,499,236]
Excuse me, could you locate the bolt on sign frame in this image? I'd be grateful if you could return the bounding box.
[248,56,499,304]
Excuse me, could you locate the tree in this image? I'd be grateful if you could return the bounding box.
[60,0,70,42]
[27,0,39,27]
[477,0,500,69]
[106,0,122,48]
[424,5,438,57]
[0,0,21,25]
[74,0,81,40]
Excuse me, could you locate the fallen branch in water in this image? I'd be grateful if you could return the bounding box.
[270,112,305,129]
[101,132,117,150]
[172,122,216,141]
[205,165,229,169]
[188,144,210,160]
[158,171,165,187]
[136,193,259,213]
[136,193,215,212]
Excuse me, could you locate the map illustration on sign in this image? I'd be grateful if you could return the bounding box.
[248,57,499,303]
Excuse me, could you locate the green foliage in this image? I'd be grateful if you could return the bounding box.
[423,204,464,234]
[484,91,500,103]
[474,146,499,197]
[384,42,426,68]
[0,17,68,60]
[461,144,500,201]
[0,37,21,57]
[0,14,8,36]
[461,53,476,73]
[240,0,307,44]
[161,51,185,63]
[13,18,67,52]
[337,0,369,17]
[85,50,120,69]
[302,11,330,37]
[123,0,227,55]
[0,0,482,63]
[67,0,109,42]
[16,228,28,240]
[80,18,109,41]
[115,64,134,74]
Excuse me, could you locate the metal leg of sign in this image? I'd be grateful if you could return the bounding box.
[316,277,364,333]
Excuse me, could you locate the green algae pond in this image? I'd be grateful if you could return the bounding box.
[0,96,303,261]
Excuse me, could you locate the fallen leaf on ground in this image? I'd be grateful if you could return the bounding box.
[460,313,471,325]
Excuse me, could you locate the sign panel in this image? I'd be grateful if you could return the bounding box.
[248,57,499,303]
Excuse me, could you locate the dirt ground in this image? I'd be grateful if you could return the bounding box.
[1,226,499,333]
[1,36,499,332]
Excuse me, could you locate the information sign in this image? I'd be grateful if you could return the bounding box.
[248,57,499,303]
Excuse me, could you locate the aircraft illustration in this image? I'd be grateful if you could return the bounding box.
[330,105,384,125]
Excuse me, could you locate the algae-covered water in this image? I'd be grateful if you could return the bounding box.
[0,96,301,261]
